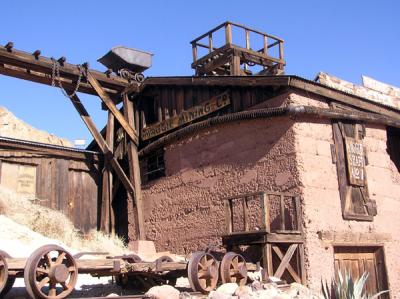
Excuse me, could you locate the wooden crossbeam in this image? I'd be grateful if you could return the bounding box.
[68,93,134,196]
[86,71,139,146]
[272,244,301,283]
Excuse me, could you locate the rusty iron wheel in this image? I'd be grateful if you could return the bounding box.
[0,250,15,297]
[0,251,9,296]
[188,251,219,293]
[24,245,78,299]
[220,252,248,286]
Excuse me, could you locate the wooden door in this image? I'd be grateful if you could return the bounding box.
[334,247,389,298]
[68,169,99,233]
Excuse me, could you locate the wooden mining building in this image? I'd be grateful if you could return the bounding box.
[0,22,399,296]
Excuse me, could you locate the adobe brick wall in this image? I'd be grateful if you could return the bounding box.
[291,92,400,295]
[141,116,300,254]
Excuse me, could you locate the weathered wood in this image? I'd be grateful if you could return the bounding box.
[272,244,301,283]
[290,78,400,121]
[230,55,241,75]
[224,200,232,234]
[0,46,131,97]
[123,94,146,240]
[101,112,114,234]
[225,23,232,44]
[69,94,134,196]
[262,243,273,276]
[86,71,139,145]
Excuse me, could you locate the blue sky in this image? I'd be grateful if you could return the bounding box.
[1,1,399,145]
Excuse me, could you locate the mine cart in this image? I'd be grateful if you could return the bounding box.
[222,191,306,284]
[0,244,257,298]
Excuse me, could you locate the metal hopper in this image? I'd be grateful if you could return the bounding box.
[98,46,153,74]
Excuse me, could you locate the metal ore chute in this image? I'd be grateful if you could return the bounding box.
[98,46,153,83]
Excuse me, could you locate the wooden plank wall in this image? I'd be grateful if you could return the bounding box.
[140,86,275,127]
[0,150,101,233]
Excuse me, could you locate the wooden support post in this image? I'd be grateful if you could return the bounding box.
[230,54,241,76]
[225,23,232,44]
[123,94,146,240]
[68,93,135,196]
[263,35,268,56]
[262,243,273,277]
[262,193,271,232]
[208,34,213,53]
[100,112,114,234]
[86,71,138,145]
[192,44,197,62]
[245,30,250,49]
[243,197,249,231]
[279,42,284,69]
[224,200,232,234]
[280,195,286,230]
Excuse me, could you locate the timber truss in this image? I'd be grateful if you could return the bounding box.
[0,42,145,239]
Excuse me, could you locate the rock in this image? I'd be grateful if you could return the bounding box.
[179,292,192,299]
[106,294,119,298]
[234,285,253,298]
[253,285,280,298]
[251,280,263,291]
[208,290,234,299]
[288,283,312,298]
[145,285,180,299]
[248,270,263,281]
[216,283,239,295]
[271,294,291,299]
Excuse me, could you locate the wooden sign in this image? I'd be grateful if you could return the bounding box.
[141,92,230,140]
[344,137,365,186]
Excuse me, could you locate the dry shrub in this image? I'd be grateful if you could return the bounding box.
[0,186,127,255]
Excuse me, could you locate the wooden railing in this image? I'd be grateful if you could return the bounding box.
[223,191,301,235]
[190,21,284,65]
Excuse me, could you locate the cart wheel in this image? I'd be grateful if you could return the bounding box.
[0,250,16,297]
[188,251,219,293]
[0,251,9,296]
[24,245,78,299]
[220,252,247,286]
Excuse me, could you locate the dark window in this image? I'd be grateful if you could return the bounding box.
[387,126,400,172]
[140,149,165,184]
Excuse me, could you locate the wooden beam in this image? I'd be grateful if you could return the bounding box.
[123,94,146,240]
[86,71,139,145]
[0,46,133,96]
[68,93,134,196]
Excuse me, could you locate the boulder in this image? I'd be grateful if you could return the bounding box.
[216,283,239,295]
[145,285,180,299]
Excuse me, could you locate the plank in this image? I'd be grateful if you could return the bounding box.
[86,71,138,145]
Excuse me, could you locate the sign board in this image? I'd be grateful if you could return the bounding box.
[344,137,365,186]
[141,92,230,140]
[1,162,37,196]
